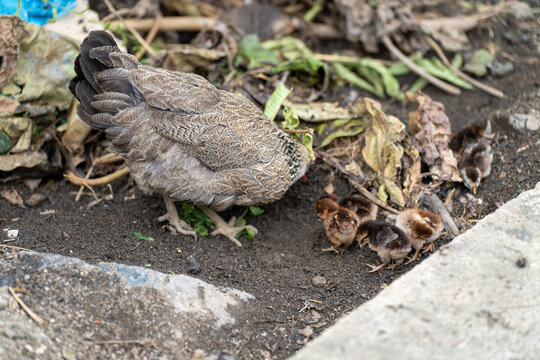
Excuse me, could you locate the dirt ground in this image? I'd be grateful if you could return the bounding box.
[1,6,539,360]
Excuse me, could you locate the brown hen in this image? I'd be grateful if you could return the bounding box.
[69,31,309,246]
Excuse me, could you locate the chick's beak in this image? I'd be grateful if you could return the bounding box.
[472,185,477,195]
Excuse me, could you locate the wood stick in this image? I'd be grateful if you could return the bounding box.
[424,193,459,234]
[8,287,46,325]
[108,16,216,33]
[135,13,162,59]
[424,36,504,98]
[102,0,156,57]
[381,36,461,95]
[65,167,131,186]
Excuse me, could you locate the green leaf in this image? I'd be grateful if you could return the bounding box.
[236,227,256,241]
[409,77,429,94]
[248,206,265,216]
[333,63,379,97]
[415,58,473,89]
[281,107,300,130]
[451,53,463,69]
[302,133,316,160]
[235,34,280,69]
[318,119,364,148]
[193,222,209,236]
[264,83,292,121]
[378,184,388,202]
[304,0,324,21]
[133,232,155,242]
[360,58,400,97]
[272,58,329,87]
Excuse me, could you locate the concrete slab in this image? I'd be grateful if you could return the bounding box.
[0,252,253,359]
[291,183,540,360]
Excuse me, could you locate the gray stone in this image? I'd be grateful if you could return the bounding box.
[0,252,253,359]
[290,183,540,360]
[509,113,540,131]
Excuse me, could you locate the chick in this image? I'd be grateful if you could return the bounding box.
[459,142,493,194]
[315,195,361,252]
[450,125,493,194]
[395,208,443,264]
[358,220,412,272]
[339,195,378,246]
[69,31,309,247]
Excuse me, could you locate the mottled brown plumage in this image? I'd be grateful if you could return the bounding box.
[450,125,493,194]
[358,220,412,272]
[395,208,443,263]
[339,195,378,245]
[315,195,361,251]
[70,31,309,246]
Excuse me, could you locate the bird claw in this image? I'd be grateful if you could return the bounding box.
[210,217,257,247]
[405,249,420,265]
[322,246,341,254]
[366,263,386,273]
[422,243,435,253]
[158,214,197,240]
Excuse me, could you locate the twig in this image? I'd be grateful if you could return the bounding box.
[8,287,46,325]
[108,16,216,33]
[424,36,504,98]
[423,194,459,234]
[94,153,125,165]
[101,0,156,57]
[135,13,162,60]
[65,167,131,186]
[319,153,400,214]
[347,178,400,215]
[94,338,155,347]
[75,165,94,202]
[0,244,34,252]
[381,36,461,95]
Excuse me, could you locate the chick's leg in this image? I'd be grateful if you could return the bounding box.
[201,207,258,247]
[405,248,421,265]
[158,196,197,239]
[366,263,386,273]
[422,242,435,253]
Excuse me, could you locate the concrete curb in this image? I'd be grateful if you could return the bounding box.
[290,183,540,360]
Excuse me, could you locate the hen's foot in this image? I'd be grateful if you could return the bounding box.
[422,242,435,253]
[201,207,257,247]
[366,263,386,273]
[322,246,341,253]
[405,248,421,265]
[159,196,197,239]
[103,0,160,21]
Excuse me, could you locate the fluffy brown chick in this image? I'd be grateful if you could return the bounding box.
[358,220,412,272]
[340,195,378,246]
[69,31,309,247]
[450,125,493,194]
[315,196,361,252]
[395,208,443,264]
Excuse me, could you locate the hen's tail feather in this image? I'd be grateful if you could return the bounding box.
[69,30,141,130]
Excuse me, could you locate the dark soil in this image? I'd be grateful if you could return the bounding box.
[1,7,539,360]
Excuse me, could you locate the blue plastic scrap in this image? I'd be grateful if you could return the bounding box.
[0,0,76,25]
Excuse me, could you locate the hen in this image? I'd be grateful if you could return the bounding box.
[69,31,309,246]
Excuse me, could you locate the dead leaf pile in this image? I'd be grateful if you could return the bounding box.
[406,93,461,182]
[335,0,507,53]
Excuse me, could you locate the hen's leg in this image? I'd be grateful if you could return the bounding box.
[158,196,197,239]
[200,207,257,247]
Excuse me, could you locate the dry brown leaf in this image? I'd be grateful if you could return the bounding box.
[299,325,314,339]
[0,96,20,114]
[61,99,91,155]
[406,93,461,182]
[26,193,47,207]
[0,150,48,171]
[358,98,420,205]
[23,178,42,192]
[1,189,25,208]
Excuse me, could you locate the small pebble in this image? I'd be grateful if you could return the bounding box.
[188,256,202,275]
[311,275,327,287]
[516,257,527,268]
